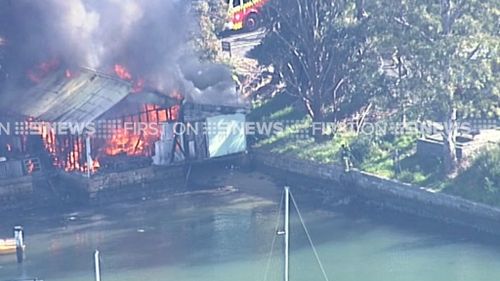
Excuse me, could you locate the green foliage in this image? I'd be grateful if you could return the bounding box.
[444,145,500,206]
[251,0,382,124]
[247,91,303,122]
[371,0,500,174]
[350,136,374,164]
[381,0,499,121]
[469,146,500,191]
[247,0,498,204]
[397,170,416,183]
[191,1,227,61]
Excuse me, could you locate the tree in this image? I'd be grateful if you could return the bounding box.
[380,0,499,175]
[191,0,227,61]
[251,0,383,140]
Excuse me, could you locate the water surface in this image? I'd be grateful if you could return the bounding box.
[1,170,500,281]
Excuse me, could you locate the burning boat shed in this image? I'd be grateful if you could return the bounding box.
[0,67,248,201]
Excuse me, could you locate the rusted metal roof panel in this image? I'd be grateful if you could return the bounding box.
[18,68,131,123]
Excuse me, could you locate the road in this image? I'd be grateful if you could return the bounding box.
[219,28,267,59]
[218,28,279,99]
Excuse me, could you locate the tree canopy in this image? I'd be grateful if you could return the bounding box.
[251,0,385,127]
[378,0,499,173]
[251,0,499,173]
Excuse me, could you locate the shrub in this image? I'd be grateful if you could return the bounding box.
[349,136,374,164]
[473,145,500,193]
[444,145,500,206]
[397,170,415,183]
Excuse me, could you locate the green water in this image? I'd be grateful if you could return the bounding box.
[1,172,500,281]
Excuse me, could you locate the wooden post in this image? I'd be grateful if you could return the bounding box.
[222,41,232,58]
[14,226,25,263]
[86,136,93,178]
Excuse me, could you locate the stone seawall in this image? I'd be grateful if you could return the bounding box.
[58,165,185,204]
[253,149,500,235]
[0,176,34,206]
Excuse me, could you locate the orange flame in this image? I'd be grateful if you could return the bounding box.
[41,125,57,155]
[66,141,81,172]
[171,89,183,101]
[27,59,60,83]
[101,104,180,157]
[114,64,146,93]
[65,69,73,79]
[40,124,99,174]
[170,105,180,120]
[26,159,35,174]
[104,127,158,157]
[38,104,180,172]
[92,158,101,171]
[114,64,133,81]
[132,78,145,93]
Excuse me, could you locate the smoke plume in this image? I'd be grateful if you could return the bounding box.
[0,0,243,107]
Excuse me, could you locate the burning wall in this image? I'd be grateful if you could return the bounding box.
[37,103,181,174]
[100,104,179,158]
[3,66,181,174]
[0,0,247,175]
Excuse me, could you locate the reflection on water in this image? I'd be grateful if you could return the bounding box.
[1,180,500,281]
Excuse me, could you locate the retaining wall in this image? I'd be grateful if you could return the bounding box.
[58,165,185,203]
[253,149,500,235]
[0,176,34,205]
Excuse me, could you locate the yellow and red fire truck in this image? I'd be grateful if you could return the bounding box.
[224,0,269,31]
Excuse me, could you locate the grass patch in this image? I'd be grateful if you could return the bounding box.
[256,125,443,185]
[247,91,302,122]
[255,118,357,165]
[396,154,443,186]
[250,101,500,207]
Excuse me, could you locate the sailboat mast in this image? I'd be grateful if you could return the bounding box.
[94,250,101,281]
[284,186,290,281]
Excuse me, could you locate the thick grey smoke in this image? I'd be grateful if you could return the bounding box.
[179,57,245,106]
[0,0,188,74]
[0,0,243,107]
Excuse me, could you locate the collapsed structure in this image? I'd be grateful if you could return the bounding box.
[0,67,247,202]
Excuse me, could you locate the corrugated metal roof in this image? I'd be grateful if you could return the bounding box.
[18,68,131,123]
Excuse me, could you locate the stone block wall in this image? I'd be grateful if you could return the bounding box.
[253,149,500,235]
[58,165,185,202]
[0,176,33,205]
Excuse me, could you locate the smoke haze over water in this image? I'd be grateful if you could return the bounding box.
[0,0,243,107]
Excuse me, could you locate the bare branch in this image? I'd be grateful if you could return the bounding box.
[327,76,347,95]
[467,44,481,60]
[393,17,434,43]
[272,29,313,84]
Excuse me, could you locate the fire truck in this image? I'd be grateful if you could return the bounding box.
[224,0,269,31]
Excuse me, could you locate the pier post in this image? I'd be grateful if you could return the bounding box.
[14,226,25,263]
